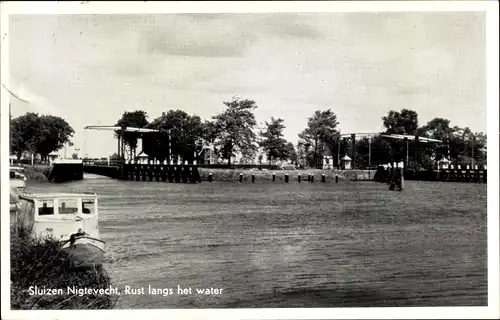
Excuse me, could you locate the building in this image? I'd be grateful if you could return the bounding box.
[437,157,450,170]
[201,143,217,164]
[48,152,60,164]
[323,155,334,170]
[341,155,352,170]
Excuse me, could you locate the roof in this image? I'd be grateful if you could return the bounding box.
[342,155,352,161]
[19,192,98,201]
[438,157,450,163]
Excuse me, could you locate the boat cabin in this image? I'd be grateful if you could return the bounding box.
[16,193,100,242]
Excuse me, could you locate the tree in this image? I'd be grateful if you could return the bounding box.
[109,153,121,160]
[382,109,419,135]
[298,109,339,168]
[148,110,204,163]
[284,142,298,164]
[11,113,74,163]
[35,115,75,163]
[211,97,258,166]
[380,109,420,163]
[115,110,149,159]
[259,117,289,165]
[10,113,44,160]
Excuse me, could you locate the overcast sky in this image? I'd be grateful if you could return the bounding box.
[8,12,486,158]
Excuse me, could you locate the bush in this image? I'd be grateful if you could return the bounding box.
[22,165,51,181]
[10,228,118,310]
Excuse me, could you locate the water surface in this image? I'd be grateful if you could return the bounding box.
[26,175,487,308]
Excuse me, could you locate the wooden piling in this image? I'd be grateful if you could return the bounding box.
[252,174,255,183]
[208,172,212,183]
[285,174,289,183]
[272,173,276,182]
[298,174,301,183]
[310,175,314,183]
[321,174,326,183]
[239,173,243,182]
[335,174,338,183]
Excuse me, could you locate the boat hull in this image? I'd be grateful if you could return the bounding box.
[62,236,105,269]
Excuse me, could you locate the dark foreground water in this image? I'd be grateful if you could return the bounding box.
[25,175,487,308]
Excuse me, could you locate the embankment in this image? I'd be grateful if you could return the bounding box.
[10,228,118,310]
[22,164,373,182]
[198,168,374,182]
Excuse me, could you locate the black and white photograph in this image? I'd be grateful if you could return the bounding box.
[1,1,499,319]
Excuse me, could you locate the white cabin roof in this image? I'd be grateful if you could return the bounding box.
[438,157,450,163]
[342,155,352,161]
[19,192,98,202]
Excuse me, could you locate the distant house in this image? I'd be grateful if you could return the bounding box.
[200,142,217,164]
[341,155,352,170]
[48,152,60,164]
[322,147,334,170]
[438,157,450,170]
[135,151,149,164]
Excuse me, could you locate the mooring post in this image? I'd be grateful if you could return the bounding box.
[399,166,404,191]
[285,174,289,183]
[307,174,311,182]
[298,174,301,183]
[335,174,339,183]
[311,174,314,183]
[322,174,326,183]
[208,172,212,183]
[239,173,243,182]
[252,174,255,183]
[272,173,276,182]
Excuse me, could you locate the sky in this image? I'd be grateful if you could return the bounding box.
[8,12,486,158]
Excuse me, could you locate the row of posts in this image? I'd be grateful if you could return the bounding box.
[207,173,340,183]
[445,164,486,170]
[126,159,196,166]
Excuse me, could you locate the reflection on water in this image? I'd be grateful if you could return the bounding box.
[25,174,487,308]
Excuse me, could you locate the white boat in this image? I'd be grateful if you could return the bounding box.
[10,166,27,190]
[15,192,105,269]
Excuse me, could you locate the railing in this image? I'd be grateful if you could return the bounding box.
[83,159,124,167]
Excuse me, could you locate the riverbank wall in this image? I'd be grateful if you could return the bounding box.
[25,165,373,182]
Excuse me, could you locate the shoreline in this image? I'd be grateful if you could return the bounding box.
[19,164,373,182]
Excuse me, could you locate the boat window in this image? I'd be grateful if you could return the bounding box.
[59,199,79,214]
[38,200,54,216]
[82,200,95,214]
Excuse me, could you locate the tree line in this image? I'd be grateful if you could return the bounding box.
[10,113,74,163]
[113,97,487,169]
[9,97,487,169]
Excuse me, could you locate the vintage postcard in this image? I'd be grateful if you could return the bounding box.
[1,1,498,319]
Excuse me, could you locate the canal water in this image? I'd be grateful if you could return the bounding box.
[25,174,487,308]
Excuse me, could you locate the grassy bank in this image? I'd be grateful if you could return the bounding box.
[22,165,51,181]
[10,228,118,310]
[198,168,374,182]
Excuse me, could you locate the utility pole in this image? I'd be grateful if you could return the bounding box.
[168,129,172,164]
[471,135,475,168]
[337,131,341,169]
[368,136,372,167]
[351,133,356,169]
